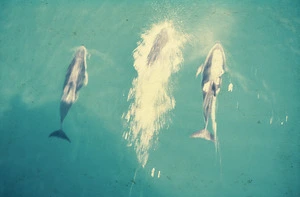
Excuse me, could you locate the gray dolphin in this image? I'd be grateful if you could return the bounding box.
[49,46,88,142]
[147,28,168,66]
[191,42,226,142]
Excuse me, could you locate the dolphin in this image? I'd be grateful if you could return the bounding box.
[147,28,168,66]
[191,42,226,142]
[49,46,88,142]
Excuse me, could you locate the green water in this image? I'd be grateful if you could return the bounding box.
[0,1,299,197]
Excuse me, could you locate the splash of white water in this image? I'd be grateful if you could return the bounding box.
[123,21,186,167]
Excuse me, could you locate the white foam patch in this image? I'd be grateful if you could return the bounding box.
[157,170,161,178]
[124,21,186,167]
[228,83,233,92]
[270,116,273,124]
[151,168,155,177]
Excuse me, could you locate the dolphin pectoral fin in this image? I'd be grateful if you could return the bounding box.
[190,129,215,142]
[49,129,71,143]
[196,64,204,77]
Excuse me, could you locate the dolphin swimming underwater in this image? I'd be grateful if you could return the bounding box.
[147,28,168,66]
[191,42,226,142]
[49,46,88,142]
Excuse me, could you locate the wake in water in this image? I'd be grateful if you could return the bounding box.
[123,21,186,167]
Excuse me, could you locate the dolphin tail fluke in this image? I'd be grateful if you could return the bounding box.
[49,129,71,143]
[190,129,215,142]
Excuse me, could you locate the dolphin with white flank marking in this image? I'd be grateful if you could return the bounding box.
[191,42,226,142]
[147,28,168,66]
[49,46,88,142]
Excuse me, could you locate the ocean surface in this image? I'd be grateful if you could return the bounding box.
[0,1,299,197]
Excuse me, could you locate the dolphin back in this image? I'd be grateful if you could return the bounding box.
[147,28,169,66]
[49,129,71,143]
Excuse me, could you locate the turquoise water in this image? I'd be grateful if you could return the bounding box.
[0,1,299,196]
